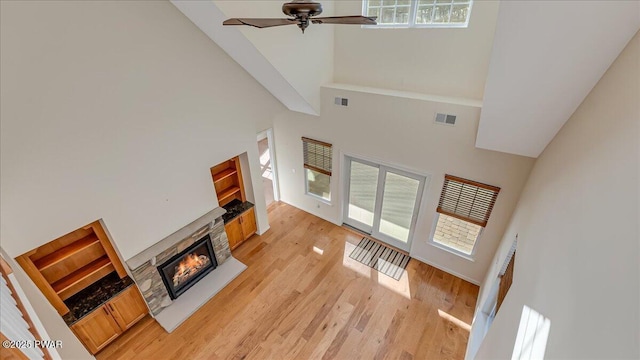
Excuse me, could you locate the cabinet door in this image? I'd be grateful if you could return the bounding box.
[108,286,148,331]
[225,218,243,250]
[240,208,257,241]
[71,307,121,354]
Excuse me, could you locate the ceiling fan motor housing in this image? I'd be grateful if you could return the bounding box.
[282,1,323,18]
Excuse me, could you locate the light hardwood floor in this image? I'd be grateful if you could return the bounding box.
[97,202,478,360]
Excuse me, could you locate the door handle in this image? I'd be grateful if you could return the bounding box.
[103,307,110,316]
[109,304,115,312]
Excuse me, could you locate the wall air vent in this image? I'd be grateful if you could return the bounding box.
[334,97,349,107]
[435,113,457,126]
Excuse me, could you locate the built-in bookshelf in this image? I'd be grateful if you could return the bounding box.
[16,220,127,315]
[210,156,246,207]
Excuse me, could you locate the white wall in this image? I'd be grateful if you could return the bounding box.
[0,1,284,261]
[333,0,499,100]
[273,85,534,283]
[214,0,335,114]
[473,31,639,359]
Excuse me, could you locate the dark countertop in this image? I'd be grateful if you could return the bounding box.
[222,200,254,224]
[62,272,134,326]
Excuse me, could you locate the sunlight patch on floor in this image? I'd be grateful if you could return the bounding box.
[342,242,371,278]
[342,242,411,299]
[376,263,411,299]
[438,309,471,332]
[313,246,324,255]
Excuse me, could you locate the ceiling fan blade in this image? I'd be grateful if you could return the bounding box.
[223,18,297,28]
[311,16,377,25]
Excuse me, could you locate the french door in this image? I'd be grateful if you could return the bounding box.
[343,156,426,252]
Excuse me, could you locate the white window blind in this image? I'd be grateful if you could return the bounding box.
[436,174,500,227]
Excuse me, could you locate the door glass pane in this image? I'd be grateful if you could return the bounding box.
[379,172,420,242]
[348,161,379,227]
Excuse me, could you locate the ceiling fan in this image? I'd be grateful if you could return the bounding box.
[223,0,377,33]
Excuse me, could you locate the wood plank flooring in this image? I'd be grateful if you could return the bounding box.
[97,202,478,360]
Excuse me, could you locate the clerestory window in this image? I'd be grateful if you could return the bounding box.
[363,0,473,28]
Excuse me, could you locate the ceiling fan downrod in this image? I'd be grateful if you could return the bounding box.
[283,1,323,33]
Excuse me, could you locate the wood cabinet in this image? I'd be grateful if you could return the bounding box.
[224,217,243,250]
[210,156,246,207]
[71,306,121,354]
[71,286,147,354]
[16,220,127,316]
[240,208,257,240]
[224,207,257,250]
[108,285,148,331]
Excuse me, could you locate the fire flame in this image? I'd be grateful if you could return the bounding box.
[172,253,210,287]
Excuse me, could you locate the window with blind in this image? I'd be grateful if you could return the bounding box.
[431,174,500,256]
[302,137,332,202]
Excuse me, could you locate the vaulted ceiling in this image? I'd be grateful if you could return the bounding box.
[476,1,640,157]
[172,0,639,158]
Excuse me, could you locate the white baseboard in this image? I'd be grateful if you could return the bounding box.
[279,200,341,226]
[410,254,481,286]
[257,225,270,236]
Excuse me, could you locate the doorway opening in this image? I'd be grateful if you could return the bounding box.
[257,129,279,208]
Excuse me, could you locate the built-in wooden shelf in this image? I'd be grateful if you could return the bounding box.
[34,235,100,271]
[16,220,128,316]
[217,186,241,204]
[210,156,246,207]
[52,256,114,300]
[213,168,238,184]
[16,221,142,355]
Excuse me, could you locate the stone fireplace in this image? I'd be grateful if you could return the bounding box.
[126,207,246,332]
[157,234,217,300]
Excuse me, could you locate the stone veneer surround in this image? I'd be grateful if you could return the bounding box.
[126,208,231,316]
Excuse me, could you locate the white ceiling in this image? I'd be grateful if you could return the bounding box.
[171,0,319,115]
[173,0,639,158]
[476,1,640,158]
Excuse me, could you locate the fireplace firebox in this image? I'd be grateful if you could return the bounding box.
[157,235,217,300]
